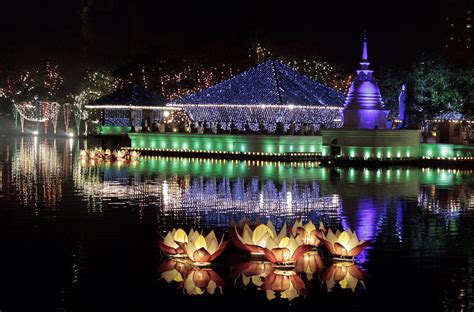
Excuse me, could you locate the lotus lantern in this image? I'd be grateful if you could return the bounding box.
[291,220,326,247]
[233,221,284,256]
[321,229,370,260]
[181,230,228,266]
[263,234,310,267]
[158,228,194,257]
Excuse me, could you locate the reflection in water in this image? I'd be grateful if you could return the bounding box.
[10,138,65,208]
[321,262,366,292]
[1,138,474,310]
[262,269,307,301]
[158,259,225,296]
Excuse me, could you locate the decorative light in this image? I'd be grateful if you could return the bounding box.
[181,230,228,266]
[158,228,194,257]
[291,220,326,247]
[321,229,370,260]
[232,220,284,256]
[263,234,310,267]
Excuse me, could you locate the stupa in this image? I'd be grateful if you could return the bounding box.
[342,34,389,129]
[321,35,421,158]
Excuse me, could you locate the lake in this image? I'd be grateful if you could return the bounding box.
[0,136,472,311]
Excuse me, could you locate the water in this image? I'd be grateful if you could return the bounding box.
[0,136,473,311]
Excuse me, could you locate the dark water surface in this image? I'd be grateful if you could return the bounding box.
[0,136,473,311]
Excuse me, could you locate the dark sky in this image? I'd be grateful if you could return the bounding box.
[0,0,443,69]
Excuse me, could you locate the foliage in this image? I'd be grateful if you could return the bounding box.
[378,55,473,123]
[3,62,63,103]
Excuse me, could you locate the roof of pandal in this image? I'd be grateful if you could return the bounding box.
[173,60,345,106]
[88,84,168,107]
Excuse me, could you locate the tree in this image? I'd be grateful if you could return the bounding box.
[71,70,117,133]
[410,55,463,121]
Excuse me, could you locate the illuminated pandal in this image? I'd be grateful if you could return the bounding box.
[14,101,60,134]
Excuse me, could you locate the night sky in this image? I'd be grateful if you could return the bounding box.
[0,0,443,69]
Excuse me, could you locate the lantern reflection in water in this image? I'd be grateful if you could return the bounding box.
[294,251,325,281]
[158,259,225,296]
[231,261,273,288]
[321,262,366,292]
[262,270,307,301]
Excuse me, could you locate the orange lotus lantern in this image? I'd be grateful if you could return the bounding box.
[181,230,228,266]
[158,228,194,257]
[114,149,125,160]
[263,235,310,267]
[232,221,285,256]
[321,229,370,260]
[183,267,225,295]
[321,262,366,292]
[291,220,326,247]
[262,270,307,301]
[231,261,274,288]
[294,251,324,281]
[158,259,190,284]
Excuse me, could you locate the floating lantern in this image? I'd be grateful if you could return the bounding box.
[181,230,228,266]
[321,229,370,260]
[262,270,307,301]
[321,262,366,292]
[291,220,326,247]
[263,235,310,267]
[158,228,194,257]
[232,220,285,256]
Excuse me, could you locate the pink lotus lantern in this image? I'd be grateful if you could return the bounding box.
[262,270,307,301]
[321,229,370,260]
[291,220,326,247]
[321,262,366,292]
[180,230,228,266]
